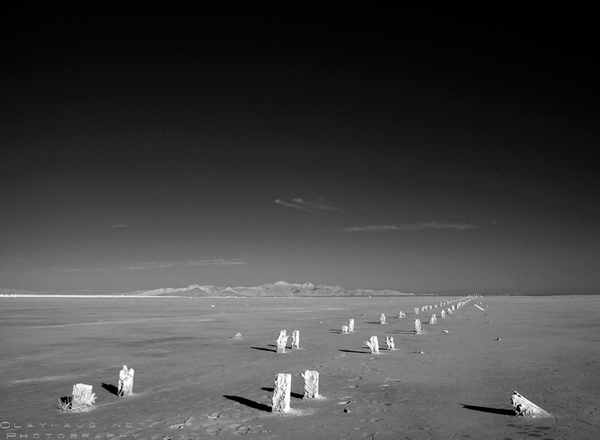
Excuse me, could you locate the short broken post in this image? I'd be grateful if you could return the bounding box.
[379,313,387,324]
[291,330,300,349]
[385,335,396,350]
[301,370,321,399]
[414,307,419,315]
[365,336,380,354]
[398,311,405,318]
[429,314,437,325]
[271,373,292,413]
[71,384,96,411]
[348,319,355,332]
[414,319,422,334]
[118,365,134,397]
[511,391,551,418]
[341,325,349,334]
[276,330,288,353]
[440,310,446,318]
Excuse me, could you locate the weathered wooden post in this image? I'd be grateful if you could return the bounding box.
[379,313,387,324]
[365,336,380,354]
[341,325,349,334]
[398,311,405,318]
[414,307,419,315]
[271,373,292,413]
[348,319,355,332]
[414,319,422,334]
[385,335,395,350]
[301,370,320,399]
[440,310,446,318]
[291,330,300,349]
[118,365,134,397]
[276,330,288,353]
[429,314,437,325]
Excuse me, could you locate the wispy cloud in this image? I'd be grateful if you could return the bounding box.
[292,198,342,212]
[111,223,131,229]
[340,222,476,232]
[17,267,104,274]
[13,259,247,275]
[121,259,247,270]
[275,199,313,211]
[276,197,342,212]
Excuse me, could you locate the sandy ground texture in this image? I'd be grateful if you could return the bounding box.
[1,295,599,439]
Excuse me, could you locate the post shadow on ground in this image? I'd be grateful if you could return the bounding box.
[224,395,271,412]
[250,346,277,353]
[101,383,119,396]
[339,349,370,354]
[461,404,515,416]
[388,329,417,334]
[261,387,303,399]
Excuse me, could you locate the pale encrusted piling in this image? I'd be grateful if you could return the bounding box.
[276,330,288,353]
[365,336,380,354]
[271,373,292,413]
[301,370,320,399]
[414,319,422,334]
[118,365,134,397]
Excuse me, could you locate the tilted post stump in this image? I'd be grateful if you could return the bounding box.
[414,319,422,334]
[118,365,134,397]
[511,391,551,417]
[272,373,292,413]
[301,370,320,399]
[380,313,386,324]
[291,330,300,349]
[276,330,288,353]
[365,336,380,354]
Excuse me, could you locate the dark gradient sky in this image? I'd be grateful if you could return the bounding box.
[1,6,599,294]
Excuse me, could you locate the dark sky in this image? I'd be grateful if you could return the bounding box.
[1,5,599,294]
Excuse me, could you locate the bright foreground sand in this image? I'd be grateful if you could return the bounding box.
[1,295,599,439]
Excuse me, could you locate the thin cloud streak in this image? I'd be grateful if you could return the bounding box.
[341,222,476,232]
[293,198,343,212]
[16,267,105,275]
[11,260,247,275]
[276,198,342,212]
[275,199,313,211]
[121,259,247,270]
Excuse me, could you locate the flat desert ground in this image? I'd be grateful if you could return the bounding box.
[1,295,599,439]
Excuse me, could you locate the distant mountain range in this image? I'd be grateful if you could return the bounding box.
[127,281,413,297]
